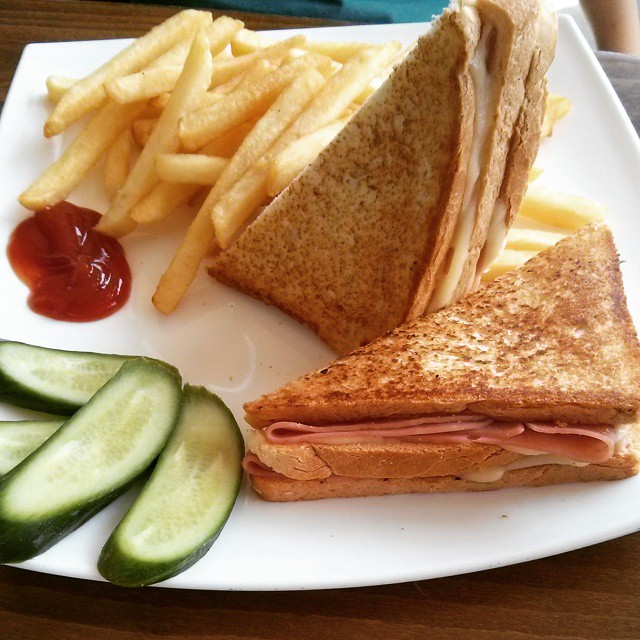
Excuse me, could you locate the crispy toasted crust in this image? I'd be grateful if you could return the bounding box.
[245,225,640,429]
[210,8,479,355]
[250,462,639,502]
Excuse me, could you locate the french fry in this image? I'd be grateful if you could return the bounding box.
[304,40,374,63]
[481,249,537,282]
[149,15,243,68]
[45,75,76,103]
[156,154,228,185]
[104,129,131,200]
[19,100,145,210]
[212,42,401,245]
[230,28,274,56]
[519,183,608,230]
[198,118,258,157]
[131,117,158,148]
[44,9,211,137]
[505,227,566,251]
[130,182,200,223]
[266,119,347,196]
[105,65,183,104]
[529,166,543,182]
[234,59,278,91]
[148,92,171,112]
[231,28,382,64]
[179,53,331,151]
[96,28,214,238]
[541,93,572,138]
[153,67,327,313]
[210,35,306,86]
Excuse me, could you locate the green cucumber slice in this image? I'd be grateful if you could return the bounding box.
[0,358,182,563]
[0,419,65,476]
[98,385,244,587]
[0,341,131,415]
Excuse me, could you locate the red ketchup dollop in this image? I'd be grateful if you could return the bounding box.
[7,202,131,322]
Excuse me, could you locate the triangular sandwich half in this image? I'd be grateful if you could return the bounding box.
[242,224,640,501]
[209,0,558,354]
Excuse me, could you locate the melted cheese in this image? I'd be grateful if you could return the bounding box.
[427,5,497,312]
[459,454,590,483]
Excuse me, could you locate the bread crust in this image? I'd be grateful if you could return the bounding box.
[209,8,479,355]
[245,225,640,429]
[250,462,639,501]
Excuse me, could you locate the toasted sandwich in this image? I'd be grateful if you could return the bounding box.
[242,224,640,501]
[209,0,558,354]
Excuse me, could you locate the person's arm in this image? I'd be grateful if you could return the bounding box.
[580,0,640,55]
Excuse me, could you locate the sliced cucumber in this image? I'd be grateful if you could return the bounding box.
[0,341,131,415]
[98,385,244,587]
[0,358,182,563]
[0,419,65,476]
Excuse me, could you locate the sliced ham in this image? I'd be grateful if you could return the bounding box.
[262,415,618,464]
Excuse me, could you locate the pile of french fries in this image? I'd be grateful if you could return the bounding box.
[20,10,407,313]
[18,10,605,312]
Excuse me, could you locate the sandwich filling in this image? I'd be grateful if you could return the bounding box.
[244,413,626,483]
[427,5,500,311]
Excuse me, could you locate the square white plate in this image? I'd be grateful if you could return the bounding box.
[1,16,640,590]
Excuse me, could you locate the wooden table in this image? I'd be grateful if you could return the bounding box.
[0,2,639,638]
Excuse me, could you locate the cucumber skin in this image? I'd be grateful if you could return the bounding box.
[97,387,244,587]
[0,358,183,564]
[0,341,131,415]
[0,480,139,564]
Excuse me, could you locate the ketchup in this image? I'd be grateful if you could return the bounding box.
[7,202,131,322]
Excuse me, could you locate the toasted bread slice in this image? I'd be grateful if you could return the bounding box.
[245,224,640,430]
[473,3,558,280]
[250,456,640,502]
[210,1,556,354]
[429,0,555,309]
[210,7,479,355]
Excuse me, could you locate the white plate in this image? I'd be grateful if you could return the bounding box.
[1,17,640,591]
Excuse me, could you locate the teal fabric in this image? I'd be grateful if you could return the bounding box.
[135,1,448,24]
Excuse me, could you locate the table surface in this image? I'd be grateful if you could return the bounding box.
[1,2,639,639]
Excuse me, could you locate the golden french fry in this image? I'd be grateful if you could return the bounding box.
[529,166,543,183]
[130,182,200,223]
[198,118,258,157]
[96,28,214,238]
[45,75,76,103]
[505,227,566,251]
[105,65,183,104]
[231,29,382,64]
[211,42,401,244]
[210,35,306,86]
[44,9,211,137]
[266,119,346,196]
[156,154,228,185]
[230,28,274,56]
[154,67,326,312]
[19,100,144,210]
[481,249,537,282]
[104,129,131,200]
[179,53,330,151]
[519,184,608,231]
[131,117,158,148]
[541,93,572,138]
[150,16,243,68]
[234,59,278,91]
[304,40,373,63]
